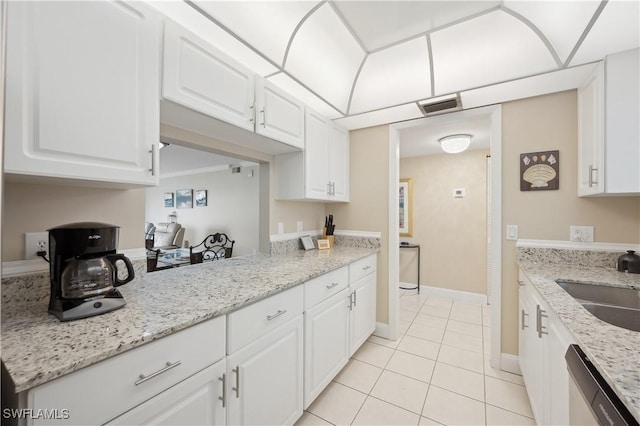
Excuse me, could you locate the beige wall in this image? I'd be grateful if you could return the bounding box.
[501,90,640,354]
[400,150,489,294]
[326,125,390,323]
[3,183,145,260]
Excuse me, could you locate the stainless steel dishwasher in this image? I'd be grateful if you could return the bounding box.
[565,345,638,426]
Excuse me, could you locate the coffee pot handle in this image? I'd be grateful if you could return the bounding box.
[107,254,135,287]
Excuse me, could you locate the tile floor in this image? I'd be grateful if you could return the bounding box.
[295,291,535,426]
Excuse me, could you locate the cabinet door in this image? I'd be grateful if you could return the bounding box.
[519,282,545,424]
[227,315,303,426]
[304,289,350,408]
[163,20,255,132]
[106,360,226,426]
[304,109,330,200]
[329,124,350,202]
[349,273,377,356]
[545,310,575,426]
[255,78,305,149]
[4,1,160,186]
[577,62,605,196]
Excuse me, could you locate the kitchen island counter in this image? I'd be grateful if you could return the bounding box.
[1,247,378,393]
[518,260,640,422]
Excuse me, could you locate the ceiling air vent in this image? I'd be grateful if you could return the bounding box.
[417,94,462,116]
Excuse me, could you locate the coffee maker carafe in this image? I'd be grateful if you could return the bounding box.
[49,222,134,321]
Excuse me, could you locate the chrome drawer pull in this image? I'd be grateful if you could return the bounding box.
[232,366,240,397]
[135,360,182,386]
[267,309,287,321]
[219,374,226,407]
[518,280,524,287]
[362,265,371,271]
[521,309,529,329]
[326,282,340,290]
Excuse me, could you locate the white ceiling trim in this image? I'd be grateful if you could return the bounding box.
[282,1,326,68]
[563,0,607,67]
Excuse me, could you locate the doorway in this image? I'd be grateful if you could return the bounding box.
[387,105,502,369]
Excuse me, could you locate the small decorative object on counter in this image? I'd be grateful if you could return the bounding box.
[617,250,640,273]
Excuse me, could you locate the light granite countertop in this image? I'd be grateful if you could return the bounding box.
[518,261,640,422]
[1,247,378,393]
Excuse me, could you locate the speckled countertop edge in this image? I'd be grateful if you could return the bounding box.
[518,261,640,422]
[1,247,378,393]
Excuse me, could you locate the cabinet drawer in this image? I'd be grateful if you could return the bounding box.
[304,267,349,309]
[227,285,303,354]
[349,254,377,284]
[28,316,226,426]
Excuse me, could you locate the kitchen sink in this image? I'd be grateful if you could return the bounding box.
[555,280,640,332]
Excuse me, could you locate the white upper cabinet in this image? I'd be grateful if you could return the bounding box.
[578,47,639,196]
[4,1,161,187]
[255,78,305,149]
[162,20,255,132]
[274,109,350,202]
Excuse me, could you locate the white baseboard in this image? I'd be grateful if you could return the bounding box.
[500,353,522,375]
[373,322,389,339]
[420,285,488,305]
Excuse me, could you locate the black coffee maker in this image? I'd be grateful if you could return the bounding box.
[49,222,134,321]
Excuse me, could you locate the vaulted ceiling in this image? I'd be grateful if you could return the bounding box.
[154,0,639,130]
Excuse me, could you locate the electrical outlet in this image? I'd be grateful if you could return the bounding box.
[506,225,518,240]
[25,232,49,260]
[570,226,594,242]
[296,221,303,232]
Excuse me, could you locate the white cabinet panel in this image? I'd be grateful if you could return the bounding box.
[163,20,254,132]
[304,289,350,407]
[329,124,350,201]
[227,316,304,426]
[256,78,305,149]
[577,62,605,196]
[107,359,226,426]
[4,1,161,186]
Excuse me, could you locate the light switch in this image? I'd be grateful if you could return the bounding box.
[277,222,284,234]
[506,225,518,240]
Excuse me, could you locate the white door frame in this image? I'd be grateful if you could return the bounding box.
[387,104,502,369]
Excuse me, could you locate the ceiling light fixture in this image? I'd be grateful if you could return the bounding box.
[438,134,471,154]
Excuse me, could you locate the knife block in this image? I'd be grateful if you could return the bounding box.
[321,228,334,248]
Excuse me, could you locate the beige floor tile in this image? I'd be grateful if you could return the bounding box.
[413,313,448,330]
[449,309,483,325]
[446,319,483,338]
[483,358,525,385]
[400,309,419,323]
[424,296,453,308]
[406,322,445,343]
[307,382,366,425]
[442,330,483,353]
[430,362,485,402]
[352,341,395,368]
[294,411,334,426]
[422,386,485,425]
[486,404,536,425]
[334,359,383,394]
[419,416,444,425]
[368,334,401,349]
[397,334,441,360]
[485,376,534,418]
[352,396,421,426]
[451,300,482,312]
[400,296,426,312]
[398,319,412,335]
[386,350,436,383]
[370,370,429,414]
[437,344,484,373]
[419,304,451,318]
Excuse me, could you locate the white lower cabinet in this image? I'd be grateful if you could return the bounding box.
[107,359,226,426]
[226,315,304,426]
[518,269,575,426]
[349,255,378,356]
[304,288,350,408]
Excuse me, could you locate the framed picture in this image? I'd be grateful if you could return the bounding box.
[317,239,331,250]
[176,189,193,209]
[300,235,315,251]
[195,190,208,207]
[163,192,174,208]
[399,178,413,237]
[520,150,559,191]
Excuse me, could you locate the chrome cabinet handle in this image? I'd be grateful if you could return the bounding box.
[135,360,181,385]
[353,290,357,307]
[232,366,240,398]
[327,182,332,196]
[589,165,598,187]
[521,309,529,330]
[348,291,354,310]
[148,144,157,176]
[267,309,287,321]
[249,105,255,123]
[362,265,371,271]
[219,374,226,407]
[260,109,266,127]
[518,280,524,287]
[536,305,549,338]
[326,282,340,290]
